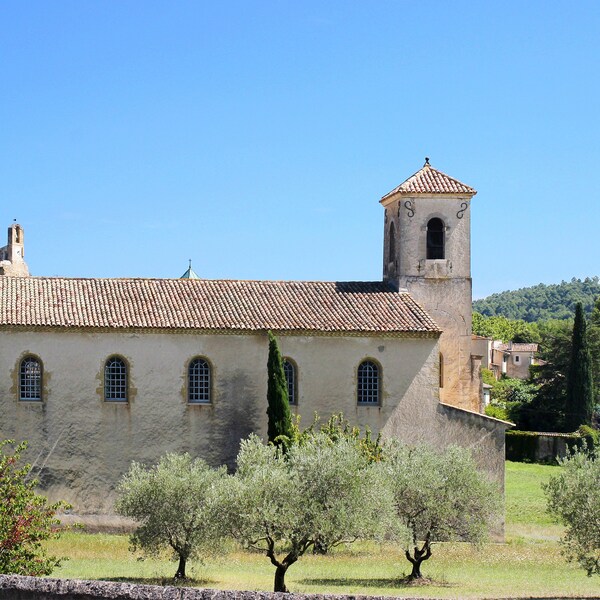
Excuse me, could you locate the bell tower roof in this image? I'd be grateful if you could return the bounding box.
[381,159,477,201]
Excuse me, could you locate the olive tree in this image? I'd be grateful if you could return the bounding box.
[378,441,501,581]
[0,440,68,576]
[223,434,383,592]
[544,446,600,576]
[116,453,227,579]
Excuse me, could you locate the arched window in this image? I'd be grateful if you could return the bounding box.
[283,358,297,405]
[104,356,128,402]
[357,360,380,405]
[188,357,211,404]
[426,217,445,259]
[439,353,444,388]
[388,221,396,262]
[20,356,42,401]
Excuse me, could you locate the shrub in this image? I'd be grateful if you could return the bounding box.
[0,440,68,576]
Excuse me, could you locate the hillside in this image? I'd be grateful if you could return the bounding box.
[473,277,600,322]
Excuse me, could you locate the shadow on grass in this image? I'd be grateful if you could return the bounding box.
[103,577,216,588]
[299,577,453,589]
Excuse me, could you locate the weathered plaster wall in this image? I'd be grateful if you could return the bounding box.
[0,328,445,516]
[506,352,533,379]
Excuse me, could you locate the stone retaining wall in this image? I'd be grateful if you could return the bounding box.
[0,576,433,600]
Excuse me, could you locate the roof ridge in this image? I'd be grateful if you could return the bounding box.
[12,276,403,286]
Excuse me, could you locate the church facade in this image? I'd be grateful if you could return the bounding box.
[0,162,509,524]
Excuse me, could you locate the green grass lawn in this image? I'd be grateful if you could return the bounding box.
[44,461,600,598]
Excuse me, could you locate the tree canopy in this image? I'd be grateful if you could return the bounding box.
[544,447,600,576]
[473,277,600,322]
[116,453,227,579]
[378,441,501,581]
[564,303,595,431]
[0,440,67,576]
[266,331,294,448]
[223,433,382,592]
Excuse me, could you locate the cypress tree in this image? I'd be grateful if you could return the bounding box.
[564,303,595,431]
[589,296,600,410]
[266,331,293,447]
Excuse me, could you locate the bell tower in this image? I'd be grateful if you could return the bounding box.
[381,159,481,411]
[0,223,30,277]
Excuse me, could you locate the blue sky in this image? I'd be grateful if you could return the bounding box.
[1,1,598,299]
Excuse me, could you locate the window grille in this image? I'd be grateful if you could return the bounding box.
[20,357,42,401]
[104,357,128,402]
[188,358,211,403]
[357,360,380,405]
[283,359,297,405]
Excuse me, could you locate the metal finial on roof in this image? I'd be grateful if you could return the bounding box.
[424,157,430,166]
[189,259,192,268]
[13,218,16,222]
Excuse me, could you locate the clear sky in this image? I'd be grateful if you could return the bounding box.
[1,1,598,299]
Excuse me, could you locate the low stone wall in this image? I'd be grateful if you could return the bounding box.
[505,431,582,463]
[0,575,435,600]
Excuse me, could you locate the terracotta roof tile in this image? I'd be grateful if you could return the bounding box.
[496,342,539,352]
[381,163,476,200]
[0,277,440,335]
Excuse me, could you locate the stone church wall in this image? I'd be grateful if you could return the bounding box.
[0,327,443,520]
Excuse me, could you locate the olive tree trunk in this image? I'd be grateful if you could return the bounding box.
[405,539,432,580]
[174,555,187,579]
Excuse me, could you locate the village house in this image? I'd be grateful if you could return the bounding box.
[0,161,510,526]
[472,334,540,383]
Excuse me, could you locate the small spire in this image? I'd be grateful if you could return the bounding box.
[180,259,200,279]
[424,157,430,167]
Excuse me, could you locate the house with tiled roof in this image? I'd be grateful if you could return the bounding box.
[0,162,510,526]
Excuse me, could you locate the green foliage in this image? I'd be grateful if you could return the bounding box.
[472,312,538,343]
[116,453,227,579]
[0,440,68,576]
[578,425,599,450]
[544,447,600,576]
[590,296,600,413]
[484,377,538,426]
[524,320,573,432]
[223,434,383,592]
[378,441,501,580]
[290,412,384,464]
[473,277,600,322]
[565,303,595,431]
[481,368,496,387]
[484,403,509,420]
[266,331,293,448]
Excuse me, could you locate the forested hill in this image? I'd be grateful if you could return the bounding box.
[473,277,600,322]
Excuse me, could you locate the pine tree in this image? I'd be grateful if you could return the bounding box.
[564,303,595,431]
[266,331,293,447]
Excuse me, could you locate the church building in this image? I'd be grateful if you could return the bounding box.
[0,162,509,525]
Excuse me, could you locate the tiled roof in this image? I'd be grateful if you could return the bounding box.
[496,342,539,353]
[0,277,440,335]
[381,162,476,200]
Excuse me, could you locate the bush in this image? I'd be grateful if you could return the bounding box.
[0,440,68,576]
[544,446,600,576]
[485,404,509,420]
